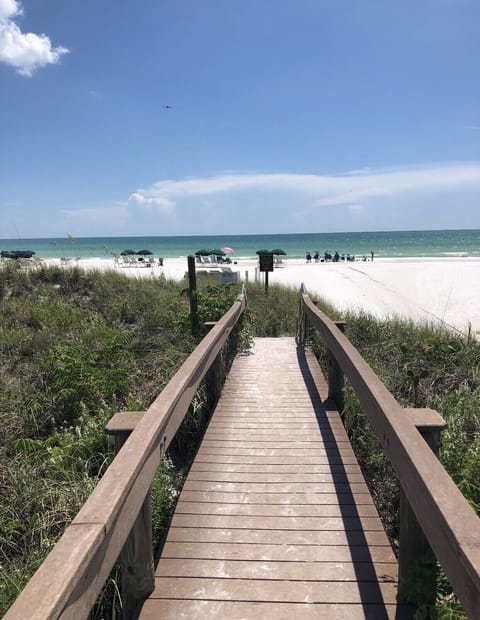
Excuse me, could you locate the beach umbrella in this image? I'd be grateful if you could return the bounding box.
[136,249,153,255]
[120,249,136,255]
[271,248,287,255]
[2,250,36,259]
[195,249,211,256]
[256,249,272,255]
[210,248,226,256]
[221,246,234,255]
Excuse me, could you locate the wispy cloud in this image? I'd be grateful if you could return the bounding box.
[62,204,129,225]
[129,163,480,214]
[463,125,480,131]
[0,0,69,77]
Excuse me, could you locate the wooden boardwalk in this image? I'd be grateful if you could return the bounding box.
[139,337,410,619]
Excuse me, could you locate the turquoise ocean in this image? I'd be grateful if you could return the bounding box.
[1,229,479,261]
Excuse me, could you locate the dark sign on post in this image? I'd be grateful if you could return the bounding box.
[258,252,274,295]
[259,253,274,273]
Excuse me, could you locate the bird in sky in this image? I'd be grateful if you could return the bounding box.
[163,105,172,109]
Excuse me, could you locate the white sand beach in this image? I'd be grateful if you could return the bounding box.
[42,256,480,336]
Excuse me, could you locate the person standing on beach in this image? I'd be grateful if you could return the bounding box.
[371,250,374,261]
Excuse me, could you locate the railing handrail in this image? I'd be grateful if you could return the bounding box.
[5,291,247,620]
[299,284,480,618]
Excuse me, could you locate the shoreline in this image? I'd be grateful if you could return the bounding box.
[31,255,480,337]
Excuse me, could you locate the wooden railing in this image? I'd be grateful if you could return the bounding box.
[4,289,247,620]
[298,284,480,618]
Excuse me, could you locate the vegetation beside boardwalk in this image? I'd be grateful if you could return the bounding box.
[1,264,478,618]
[309,310,480,618]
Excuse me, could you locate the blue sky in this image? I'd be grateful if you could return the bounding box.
[1,0,479,239]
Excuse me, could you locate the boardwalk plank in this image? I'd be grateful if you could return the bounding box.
[189,462,362,474]
[178,490,374,505]
[140,600,408,620]
[170,513,385,531]
[193,454,359,465]
[166,526,397,546]
[182,480,371,494]
[185,471,365,483]
[150,576,400,604]
[161,541,397,562]
[174,501,379,517]
[155,558,398,582]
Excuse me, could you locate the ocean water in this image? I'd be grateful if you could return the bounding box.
[1,229,479,261]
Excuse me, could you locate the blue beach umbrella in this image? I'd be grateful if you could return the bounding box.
[1,250,35,259]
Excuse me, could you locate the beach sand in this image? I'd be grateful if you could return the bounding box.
[42,256,480,336]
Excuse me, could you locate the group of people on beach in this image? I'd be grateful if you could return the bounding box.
[306,251,354,263]
[306,250,374,263]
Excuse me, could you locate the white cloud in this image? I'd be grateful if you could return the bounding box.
[347,204,363,211]
[0,0,21,21]
[0,0,69,77]
[130,163,480,214]
[129,192,175,214]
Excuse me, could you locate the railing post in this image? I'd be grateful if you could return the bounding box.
[105,412,153,620]
[327,320,346,412]
[398,408,446,611]
[297,303,307,345]
[297,288,309,345]
[204,321,224,411]
[187,255,199,336]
